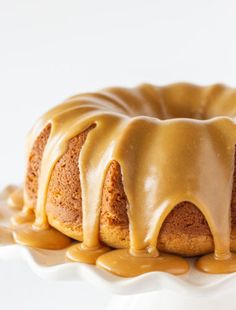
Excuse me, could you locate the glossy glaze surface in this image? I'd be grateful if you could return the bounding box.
[12,83,236,276]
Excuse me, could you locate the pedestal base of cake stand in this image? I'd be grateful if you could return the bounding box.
[106,289,236,310]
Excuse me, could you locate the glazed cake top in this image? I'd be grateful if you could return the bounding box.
[20,83,236,275]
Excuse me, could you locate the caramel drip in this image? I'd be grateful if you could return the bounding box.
[0,186,19,244]
[67,243,110,265]
[0,227,14,244]
[0,185,18,201]
[96,249,189,277]
[11,207,35,226]
[7,187,24,209]
[13,223,71,250]
[13,83,236,276]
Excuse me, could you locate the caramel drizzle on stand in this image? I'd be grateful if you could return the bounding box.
[12,83,236,276]
[0,186,22,244]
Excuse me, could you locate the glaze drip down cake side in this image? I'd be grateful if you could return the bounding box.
[8,83,236,277]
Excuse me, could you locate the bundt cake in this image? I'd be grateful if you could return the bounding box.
[10,83,236,276]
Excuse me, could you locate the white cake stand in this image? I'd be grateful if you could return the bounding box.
[1,198,236,309]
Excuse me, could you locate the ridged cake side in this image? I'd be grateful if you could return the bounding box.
[25,125,236,256]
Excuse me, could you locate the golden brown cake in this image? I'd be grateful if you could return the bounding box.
[12,83,236,276]
[26,124,236,257]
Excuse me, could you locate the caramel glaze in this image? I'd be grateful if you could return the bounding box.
[7,187,24,210]
[12,83,236,276]
[0,186,22,244]
[0,185,18,201]
[0,226,14,244]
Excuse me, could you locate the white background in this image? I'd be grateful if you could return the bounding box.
[1,0,236,309]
